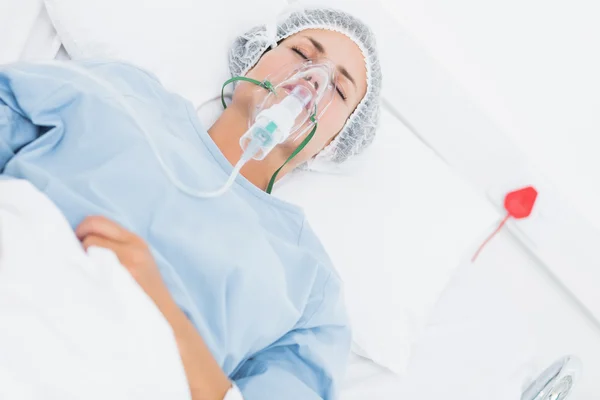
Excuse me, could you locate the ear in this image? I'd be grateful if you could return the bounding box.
[246,45,276,77]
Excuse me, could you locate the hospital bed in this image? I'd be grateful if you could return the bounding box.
[4,1,600,399]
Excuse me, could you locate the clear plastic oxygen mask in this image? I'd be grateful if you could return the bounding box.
[188,60,336,197]
[240,84,313,160]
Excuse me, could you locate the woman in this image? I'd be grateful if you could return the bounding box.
[0,6,381,400]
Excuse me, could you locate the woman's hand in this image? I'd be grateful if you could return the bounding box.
[75,215,232,400]
[76,216,173,311]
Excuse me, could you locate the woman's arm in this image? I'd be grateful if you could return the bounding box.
[157,292,232,400]
[76,215,351,400]
[76,216,232,400]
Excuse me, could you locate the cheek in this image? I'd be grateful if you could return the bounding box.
[305,107,350,153]
[317,102,351,139]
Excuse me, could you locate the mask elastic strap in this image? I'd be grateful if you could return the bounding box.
[221,77,276,109]
[265,113,318,194]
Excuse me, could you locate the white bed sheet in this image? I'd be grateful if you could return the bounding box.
[340,226,600,400]
[339,242,535,400]
[393,229,600,400]
[339,231,539,400]
[0,180,190,400]
[341,354,402,399]
[469,231,600,400]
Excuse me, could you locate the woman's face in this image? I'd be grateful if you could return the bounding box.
[234,29,368,166]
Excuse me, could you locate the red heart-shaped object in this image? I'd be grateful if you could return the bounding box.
[472,186,538,262]
[504,186,538,219]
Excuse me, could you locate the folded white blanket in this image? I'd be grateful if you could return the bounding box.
[0,180,190,400]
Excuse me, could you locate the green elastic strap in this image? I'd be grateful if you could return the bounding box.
[221,77,276,109]
[266,114,318,194]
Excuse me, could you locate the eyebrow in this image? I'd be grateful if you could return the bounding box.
[303,36,357,88]
[338,66,357,88]
[306,36,326,54]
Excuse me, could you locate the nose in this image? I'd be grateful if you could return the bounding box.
[303,76,320,91]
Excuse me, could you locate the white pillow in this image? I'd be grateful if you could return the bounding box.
[275,108,498,375]
[43,0,287,107]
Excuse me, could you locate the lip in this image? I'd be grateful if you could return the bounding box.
[282,81,316,111]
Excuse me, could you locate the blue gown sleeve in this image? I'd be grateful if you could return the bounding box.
[0,61,78,171]
[0,78,39,170]
[232,272,351,400]
[0,102,38,172]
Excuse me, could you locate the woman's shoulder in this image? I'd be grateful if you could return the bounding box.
[297,220,347,329]
[298,217,339,278]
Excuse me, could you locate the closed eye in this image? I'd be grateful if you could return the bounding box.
[291,46,309,60]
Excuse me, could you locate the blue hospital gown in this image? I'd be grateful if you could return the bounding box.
[0,61,350,399]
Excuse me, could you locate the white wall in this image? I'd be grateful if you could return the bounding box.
[381,0,600,232]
